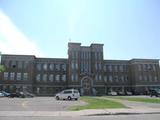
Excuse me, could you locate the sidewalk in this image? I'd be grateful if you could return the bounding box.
[0,108,160,117]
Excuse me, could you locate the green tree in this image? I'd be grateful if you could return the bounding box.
[0,65,5,72]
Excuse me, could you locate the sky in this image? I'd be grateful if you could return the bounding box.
[0,0,160,60]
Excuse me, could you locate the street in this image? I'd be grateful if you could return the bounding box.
[0,114,160,120]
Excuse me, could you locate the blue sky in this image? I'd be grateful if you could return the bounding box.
[0,0,160,60]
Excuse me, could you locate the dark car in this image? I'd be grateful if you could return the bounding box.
[9,92,34,98]
[149,89,160,97]
[9,92,25,98]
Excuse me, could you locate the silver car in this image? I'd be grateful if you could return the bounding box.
[55,89,80,100]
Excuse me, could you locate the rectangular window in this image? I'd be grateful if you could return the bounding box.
[153,64,156,71]
[36,74,41,81]
[23,73,28,80]
[55,64,60,71]
[42,74,47,81]
[43,64,48,71]
[11,61,16,68]
[139,75,142,81]
[108,65,112,72]
[109,75,112,82]
[154,76,158,82]
[17,61,23,69]
[149,75,152,82]
[119,65,123,72]
[24,61,28,69]
[36,63,41,71]
[49,74,54,82]
[62,75,66,81]
[3,72,8,80]
[104,75,107,82]
[62,64,66,71]
[56,74,60,81]
[49,64,54,71]
[16,73,21,81]
[4,60,9,68]
[10,72,15,80]
[144,75,147,81]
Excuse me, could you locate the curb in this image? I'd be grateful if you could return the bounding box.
[0,108,160,117]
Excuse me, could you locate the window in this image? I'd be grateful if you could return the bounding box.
[49,64,54,71]
[120,76,124,82]
[149,75,152,82]
[36,63,41,71]
[71,62,74,69]
[154,76,158,82]
[16,73,21,81]
[114,65,118,72]
[114,75,118,82]
[42,74,47,81]
[99,75,102,81]
[104,75,107,82]
[95,63,98,70]
[3,72,8,80]
[108,65,112,72]
[144,75,147,81]
[10,72,15,80]
[49,74,54,82]
[109,75,112,82]
[23,73,28,80]
[62,74,66,81]
[119,65,123,72]
[36,74,41,81]
[24,61,28,69]
[4,60,9,68]
[11,61,16,68]
[62,64,66,71]
[71,74,74,81]
[153,64,156,71]
[98,63,101,70]
[17,61,23,69]
[55,64,60,71]
[103,65,107,72]
[95,74,98,81]
[56,74,60,81]
[139,75,142,81]
[43,63,48,71]
[75,74,78,81]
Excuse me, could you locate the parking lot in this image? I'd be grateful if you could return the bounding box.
[0,97,86,111]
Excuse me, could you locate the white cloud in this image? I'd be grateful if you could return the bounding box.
[0,10,43,57]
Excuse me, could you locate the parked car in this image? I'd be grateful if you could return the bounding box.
[1,91,10,97]
[108,91,117,96]
[0,92,5,97]
[149,89,160,97]
[9,92,25,98]
[23,92,34,98]
[9,91,34,98]
[55,89,80,100]
[125,91,132,96]
[117,91,125,96]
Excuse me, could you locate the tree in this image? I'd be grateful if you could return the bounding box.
[0,65,5,72]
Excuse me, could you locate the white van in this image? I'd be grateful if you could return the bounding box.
[55,89,80,100]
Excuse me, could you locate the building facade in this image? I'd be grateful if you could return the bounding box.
[0,42,160,95]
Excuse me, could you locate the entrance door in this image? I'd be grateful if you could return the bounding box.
[81,76,92,95]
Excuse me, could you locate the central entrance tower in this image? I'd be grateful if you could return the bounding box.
[68,42,104,95]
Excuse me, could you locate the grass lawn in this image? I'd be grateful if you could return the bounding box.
[105,96,160,103]
[71,96,126,111]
